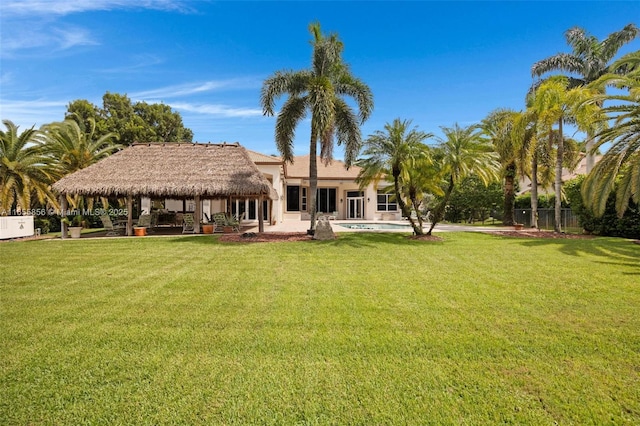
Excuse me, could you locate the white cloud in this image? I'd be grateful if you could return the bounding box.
[169,102,263,118]
[97,54,165,74]
[0,99,68,129]
[0,0,193,56]
[1,25,98,57]
[130,78,262,99]
[0,0,194,17]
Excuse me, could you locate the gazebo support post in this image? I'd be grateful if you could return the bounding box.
[194,195,201,233]
[126,195,133,236]
[258,195,264,233]
[60,196,68,239]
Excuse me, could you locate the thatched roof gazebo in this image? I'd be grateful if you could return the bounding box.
[52,142,275,236]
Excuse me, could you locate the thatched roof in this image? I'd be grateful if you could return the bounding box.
[52,143,275,199]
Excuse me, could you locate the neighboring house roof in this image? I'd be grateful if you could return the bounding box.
[284,155,362,180]
[246,150,283,165]
[52,142,274,199]
[517,154,602,195]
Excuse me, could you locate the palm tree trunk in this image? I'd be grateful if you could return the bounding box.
[502,162,516,226]
[308,131,318,232]
[392,168,422,235]
[407,185,423,235]
[554,119,563,233]
[427,176,454,235]
[530,155,539,229]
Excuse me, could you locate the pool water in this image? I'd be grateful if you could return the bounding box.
[338,223,411,230]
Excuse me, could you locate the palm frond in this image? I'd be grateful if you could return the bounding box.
[274,96,308,163]
[602,23,639,64]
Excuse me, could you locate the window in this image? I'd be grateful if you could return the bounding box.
[316,188,337,213]
[377,190,397,211]
[248,200,256,220]
[287,186,300,211]
[301,187,307,212]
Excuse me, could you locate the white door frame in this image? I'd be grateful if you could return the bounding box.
[346,196,364,219]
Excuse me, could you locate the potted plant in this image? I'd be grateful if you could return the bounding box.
[202,222,215,234]
[62,215,84,238]
[133,226,147,236]
[201,214,215,234]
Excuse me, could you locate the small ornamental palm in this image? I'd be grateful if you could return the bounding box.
[427,124,500,235]
[356,118,435,235]
[260,22,373,232]
[41,118,121,209]
[0,120,54,214]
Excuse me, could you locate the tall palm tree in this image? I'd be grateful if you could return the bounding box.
[512,106,548,228]
[532,23,639,172]
[426,124,500,235]
[481,108,532,225]
[530,76,602,232]
[356,118,435,235]
[582,52,640,217]
[260,23,373,232]
[0,120,55,214]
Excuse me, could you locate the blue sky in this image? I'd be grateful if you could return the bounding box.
[1,1,639,157]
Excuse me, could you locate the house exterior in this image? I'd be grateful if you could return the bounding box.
[272,154,400,222]
[137,146,401,226]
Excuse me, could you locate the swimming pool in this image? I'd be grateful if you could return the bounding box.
[337,222,412,230]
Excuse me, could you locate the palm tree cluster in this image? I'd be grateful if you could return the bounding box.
[260,22,638,235]
[356,119,500,236]
[0,118,121,215]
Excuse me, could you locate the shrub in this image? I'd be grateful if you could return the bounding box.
[565,176,640,239]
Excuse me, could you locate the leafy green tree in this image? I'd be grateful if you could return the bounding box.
[530,76,602,232]
[446,176,503,223]
[66,92,193,146]
[0,120,55,213]
[426,124,500,235]
[532,23,639,172]
[260,22,373,232]
[356,118,436,235]
[582,52,640,217]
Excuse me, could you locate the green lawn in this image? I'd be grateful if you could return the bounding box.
[1,232,639,424]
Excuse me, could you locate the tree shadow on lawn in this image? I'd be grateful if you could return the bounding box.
[165,232,444,248]
[512,236,640,276]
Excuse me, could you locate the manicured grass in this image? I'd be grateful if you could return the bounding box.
[1,232,639,424]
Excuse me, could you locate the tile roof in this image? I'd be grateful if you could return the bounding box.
[246,150,283,164]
